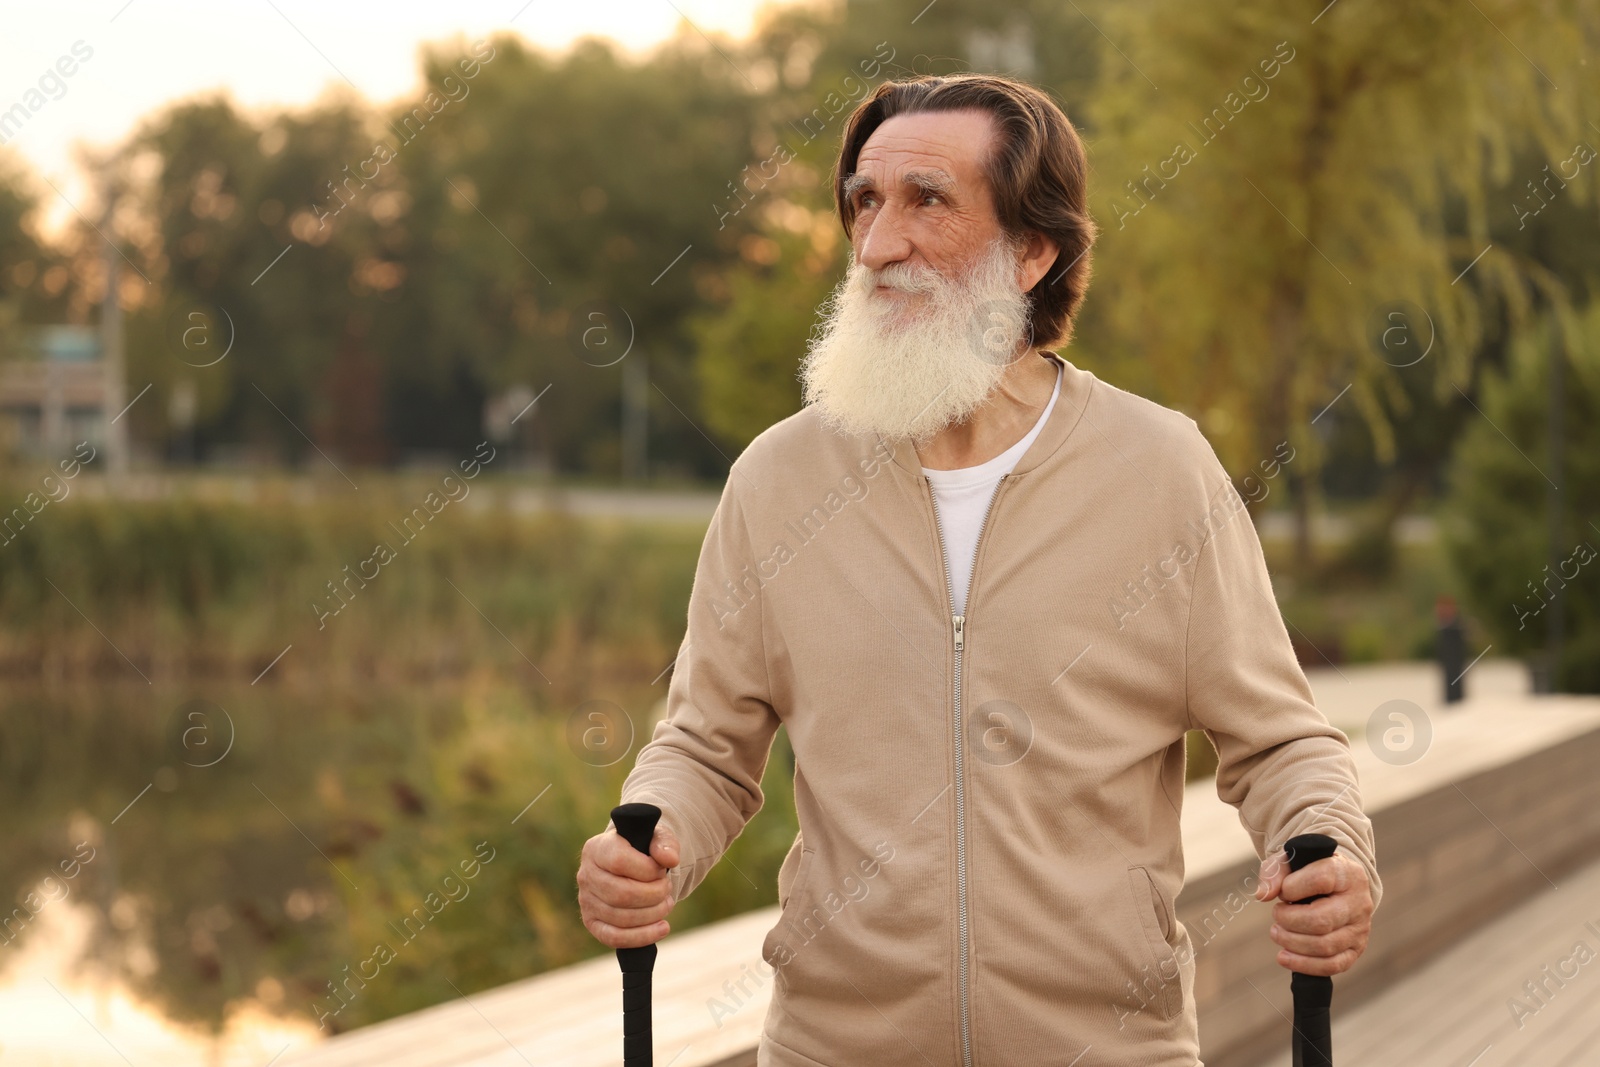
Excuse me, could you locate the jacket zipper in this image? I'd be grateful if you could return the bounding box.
[927,473,1006,1067]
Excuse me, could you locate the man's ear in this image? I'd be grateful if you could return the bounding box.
[1017,231,1061,292]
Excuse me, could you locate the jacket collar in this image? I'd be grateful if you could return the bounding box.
[883,349,1094,479]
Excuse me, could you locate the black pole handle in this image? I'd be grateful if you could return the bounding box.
[611,803,661,1067]
[1284,833,1337,1067]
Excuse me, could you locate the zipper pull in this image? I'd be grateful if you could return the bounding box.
[953,614,964,651]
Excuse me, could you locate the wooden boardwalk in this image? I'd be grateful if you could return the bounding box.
[280,906,776,1067]
[1249,852,1600,1067]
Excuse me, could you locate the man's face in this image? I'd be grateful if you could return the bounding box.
[800,109,1035,443]
[846,108,1009,293]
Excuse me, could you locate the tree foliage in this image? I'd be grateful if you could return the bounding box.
[0,154,70,351]
[1083,0,1600,564]
[1444,301,1600,692]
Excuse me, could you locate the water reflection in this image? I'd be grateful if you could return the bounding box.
[0,679,795,1061]
[0,896,313,1065]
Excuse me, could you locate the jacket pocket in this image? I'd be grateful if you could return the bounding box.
[763,844,815,971]
[1126,865,1183,1021]
[776,834,809,911]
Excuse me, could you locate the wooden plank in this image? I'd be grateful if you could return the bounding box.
[1248,852,1600,1067]
[280,906,778,1067]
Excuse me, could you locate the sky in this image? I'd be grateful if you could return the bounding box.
[0,0,794,236]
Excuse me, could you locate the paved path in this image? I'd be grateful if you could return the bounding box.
[1301,657,1525,734]
[72,474,1438,542]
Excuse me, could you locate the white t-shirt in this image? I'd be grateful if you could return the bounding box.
[922,363,1061,616]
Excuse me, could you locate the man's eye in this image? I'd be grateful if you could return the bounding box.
[857,193,877,208]
[921,193,942,206]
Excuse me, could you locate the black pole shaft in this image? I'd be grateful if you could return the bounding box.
[1285,833,1337,1067]
[612,803,662,1067]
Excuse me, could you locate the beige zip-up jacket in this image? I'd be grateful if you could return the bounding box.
[618,351,1381,1066]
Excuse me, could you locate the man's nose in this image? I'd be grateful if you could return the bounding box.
[855,204,914,272]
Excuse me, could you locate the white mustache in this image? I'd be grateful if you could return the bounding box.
[869,262,941,294]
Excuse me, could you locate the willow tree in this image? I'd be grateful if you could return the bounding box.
[1083,0,1599,569]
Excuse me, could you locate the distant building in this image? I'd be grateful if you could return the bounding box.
[0,326,112,458]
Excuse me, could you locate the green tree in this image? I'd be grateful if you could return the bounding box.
[1085,0,1600,569]
[379,32,763,476]
[0,156,72,371]
[103,31,767,478]
[121,91,391,465]
[1444,300,1600,692]
[1314,126,1600,584]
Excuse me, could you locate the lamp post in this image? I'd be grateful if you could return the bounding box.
[622,353,647,483]
[1545,312,1565,693]
[99,178,128,476]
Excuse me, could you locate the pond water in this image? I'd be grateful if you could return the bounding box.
[0,896,315,1066]
[0,679,795,1065]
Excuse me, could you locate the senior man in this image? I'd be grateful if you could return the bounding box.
[577,73,1379,1066]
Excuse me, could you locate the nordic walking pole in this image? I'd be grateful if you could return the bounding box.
[1284,833,1338,1067]
[611,802,662,1067]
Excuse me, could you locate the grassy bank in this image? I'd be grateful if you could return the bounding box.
[0,476,703,704]
[6,478,1457,686]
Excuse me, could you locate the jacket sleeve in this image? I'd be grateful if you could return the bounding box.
[1183,474,1383,912]
[617,466,782,903]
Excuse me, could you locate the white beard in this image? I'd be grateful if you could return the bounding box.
[799,234,1034,444]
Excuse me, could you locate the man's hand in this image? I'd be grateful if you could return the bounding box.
[577,818,680,949]
[1253,849,1373,976]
